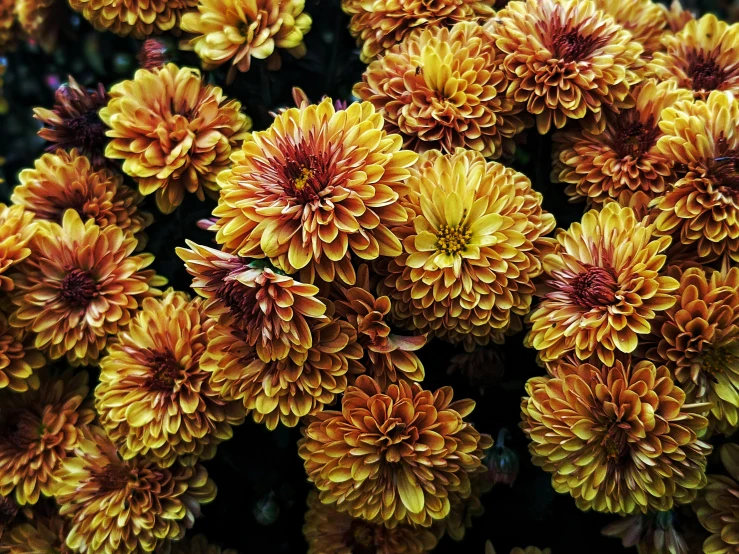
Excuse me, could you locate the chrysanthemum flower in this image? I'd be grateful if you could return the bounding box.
[213,98,417,285]
[490,0,643,134]
[96,290,245,468]
[654,90,739,263]
[68,0,195,38]
[0,371,94,505]
[14,0,65,53]
[353,22,526,159]
[342,0,493,63]
[648,266,739,435]
[177,241,326,363]
[53,426,216,554]
[526,203,678,365]
[521,356,710,514]
[0,505,71,554]
[593,0,668,56]
[0,311,44,393]
[170,535,237,554]
[100,63,251,214]
[648,14,739,99]
[180,0,312,81]
[334,264,425,389]
[9,210,163,366]
[33,77,109,168]
[14,149,153,248]
[552,80,693,208]
[299,375,492,528]
[202,300,363,429]
[486,544,552,554]
[0,204,36,292]
[303,490,439,554]
[379,149,555,351]
[602,510,691,554]
[694,443,739,554]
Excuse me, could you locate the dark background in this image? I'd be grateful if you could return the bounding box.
[0,0,730,551]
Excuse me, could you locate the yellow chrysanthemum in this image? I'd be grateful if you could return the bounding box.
[552,80,693,208]
[0,204,37,292]
[353,22,526,159]
[379,149,555,351]
[180,0,312,81]
[53,426,216,554]
[490,0,643,134]
[96,290,245,468]
[694,443,739,554]
[654,90,739,263]
[648,14,739,99]
[213,98,418,285]
[100,63,251,214]
[9,210,163,366]
[525,203,678,365]
[522,356,710,515]
[0,371,93,505]
[68,0,195,38]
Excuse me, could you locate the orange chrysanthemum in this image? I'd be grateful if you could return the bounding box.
[654,90,739,263]
[100,63,251,214]
[298,375,492,528]
[0,371,93,506]
[552,80,693,208]
[213,98,418,285]
[170,535,237,554]
[648,266,739,435]
[525,203,678,365]
[303,490,439,554]
[490,0,643,134]
[0,204,36,292]
[53,426,216,554]
[180,0,312,81]
[9,210,163,366]
[14,0,65,52]
[648,14,739,99]
[334,264,425,389]
[353,22,526,159]
[202,300,363,429]
[521,356,710,515]
[342,0,493,63]
[13,149,153,248]
[96,290,245,468]
[694,443,739,554]
[0,310,44,393]
[177,241,327,363]
[593,0,668,56]
[68,0,195,38]
[379,149,555,351]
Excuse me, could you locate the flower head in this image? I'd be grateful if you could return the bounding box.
[53,426,216,554]
[213,98,417,285]
[177,241,327,362]
[342,0,493,62]
[0,370,94,505]
[0,204,37,292]
[68,0,195,38]
[202,300,363,429]
[33,77,109,168]
[298,375,492,528]
[552,80,693,208]
[180,0,311,81]
[490,0,643,134]
[303,490,439,554]
[521,356,710,514]
[96,290,245,468]
[354,22,526,159]
[100,63,251,214]
[14,149,153,248]
[648,14,739,99]
[648,266,739,435]
[379,149,555,351]
[9,210,163,366]
[526,203,678,365]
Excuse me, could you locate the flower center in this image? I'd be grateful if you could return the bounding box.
[688,52,725,92]
[1,410,40,449]
[279,144,332,203]
[602,424,629,461]
[567,265,619,309]
[701,346,736,376]
[96,463,133,493]
[550,27,604,62]
[436,224,471,256]
[145,351,182,391]
[613,116,660,158]
[60,268,98,309]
